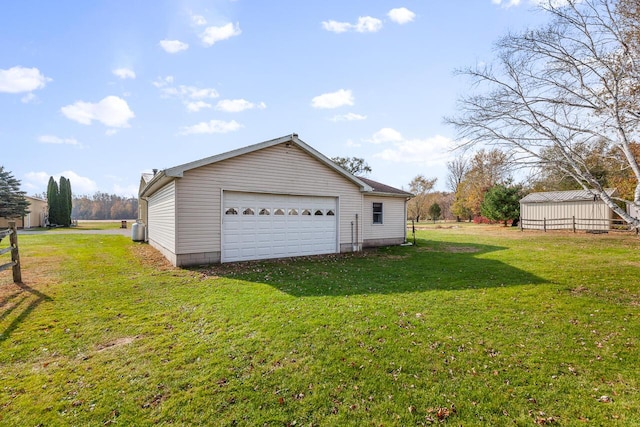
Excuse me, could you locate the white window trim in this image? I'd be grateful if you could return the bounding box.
[373,202,383,225]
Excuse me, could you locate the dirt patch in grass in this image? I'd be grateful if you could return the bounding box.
[570,285,590,295]
[197,251,375,278]
[129,243,176,272]
[96,336,139,352]
[418,245,480,254]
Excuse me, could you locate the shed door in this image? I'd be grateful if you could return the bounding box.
[222,192,338,262]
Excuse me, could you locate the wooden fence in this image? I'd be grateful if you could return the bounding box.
[0,221,21,283]
[520,217,637,233]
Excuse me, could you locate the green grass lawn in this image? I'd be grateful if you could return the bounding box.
[1,227,638,425]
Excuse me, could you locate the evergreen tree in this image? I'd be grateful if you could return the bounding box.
[59,176,72,226]
[0,166,29,219]
[480,184,522,226]
[47,176,60,225]
[428,203,441,223]
[46,176,73,226]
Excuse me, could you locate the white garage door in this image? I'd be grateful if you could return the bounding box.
[222,192,338,262]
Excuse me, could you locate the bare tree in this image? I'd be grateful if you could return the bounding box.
[446,0,640,227]
[446,157,469,193]
[408,175,437,222]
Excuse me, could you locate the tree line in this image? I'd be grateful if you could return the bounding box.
[418,0,640,226]
[72,193,138,220]
[446,0,640,227]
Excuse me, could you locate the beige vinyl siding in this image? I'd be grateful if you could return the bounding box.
[148,180,176,252]
[521,200,612,230]
[363,195,406,241]
[175,143,363,255]
[0,197,47,229]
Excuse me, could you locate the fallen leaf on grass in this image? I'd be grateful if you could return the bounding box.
[426,404,456,421]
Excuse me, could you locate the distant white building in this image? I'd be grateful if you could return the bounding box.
[626,201,640,221]
[520,189,617,231]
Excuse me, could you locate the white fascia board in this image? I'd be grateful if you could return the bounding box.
[163,135,295,178]
[158,133,373,192]
[291,135,373,192]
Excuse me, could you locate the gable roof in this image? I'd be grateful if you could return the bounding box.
[140,134,374,198]
[520,188,617,204]
[359,177,413,197]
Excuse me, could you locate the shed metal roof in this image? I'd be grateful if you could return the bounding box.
[520,188,617,204]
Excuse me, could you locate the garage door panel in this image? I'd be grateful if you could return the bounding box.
[222,192,337,262]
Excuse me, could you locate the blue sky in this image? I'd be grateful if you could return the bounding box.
[1,0,550,197]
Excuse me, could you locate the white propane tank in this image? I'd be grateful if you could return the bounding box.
[132,220,146,242]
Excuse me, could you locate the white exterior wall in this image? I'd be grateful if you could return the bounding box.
[147,180,177,260]
[521,200,613,230]
[362,195,407,246]
[175,143,364,256]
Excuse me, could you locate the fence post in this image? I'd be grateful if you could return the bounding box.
[572,216,576,233]
[543,218,547,232]
[9,221,21,283]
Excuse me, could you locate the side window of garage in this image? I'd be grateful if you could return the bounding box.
[373,202,383,224]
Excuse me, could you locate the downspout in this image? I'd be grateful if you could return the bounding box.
[355,213,359,252]
[351,221,355,252]
[404,197,408,243]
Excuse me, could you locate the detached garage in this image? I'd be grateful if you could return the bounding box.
[138,134,412,266]
[520,188,618,231]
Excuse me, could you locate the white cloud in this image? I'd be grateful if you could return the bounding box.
[153,77,218,99]
[373,134,455,165]
[25,170,98,195]
[492,0,522,7]
[367,127,404,144]
[180,119,242,135]
[201,22,242,46]
[355,16,383,32]
[159,39,189,53]
[105,129,119,136]
[0,66,51,93]
[215,99,266,113]
[113,183,138,197]
[112,67,136,79]
[154,76,220,112]
[322,20,352,33]
[163,85,218,99]
[346,139,362,148]
[152,75,174,88]
[311,89,354,109]
[532,0,575,6]
[191,14,207,26]
[387,8,416,24]
[330,112,367,122]
[61,95,135,128]
[21,93,38,104]
[38,135,80,146]
[322,16,383,33]
[186,101,212,112]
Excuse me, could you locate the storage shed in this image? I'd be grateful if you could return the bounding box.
[0,196,48,229]
[520,189,617,231]
[138,134,413,266]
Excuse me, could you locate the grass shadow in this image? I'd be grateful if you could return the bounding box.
[0,282,53,342]
[196,239,546,297]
